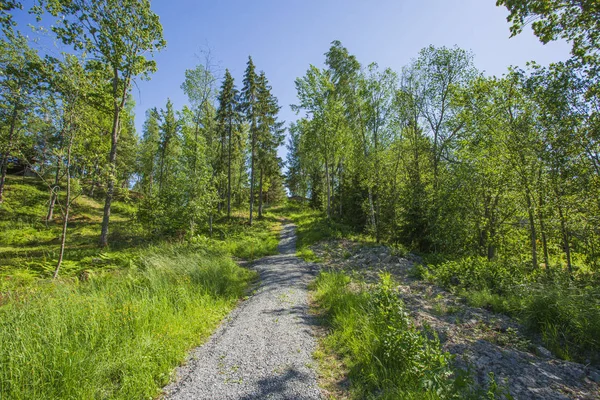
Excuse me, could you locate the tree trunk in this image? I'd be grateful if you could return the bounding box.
[557,203,573,275]
[538,209,550,269]
[89,159,99,197]
[249,129,256,226]
[537,172,550,269]
[237,154,244,207]
[339,160,343,218]
[487,221,497,260]
[258,168,263,218]
[368,188,376,236]
[0,104,18,203]
[54,131,74,279]
[325,159,331,219]
[227,119,232,218]
[193,111,201,174]
[525,191,538,270]
[100,102,121,247]
[46,157,62,223]
[100,70,130,248]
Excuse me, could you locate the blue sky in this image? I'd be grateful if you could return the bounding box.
[15,0,571,161]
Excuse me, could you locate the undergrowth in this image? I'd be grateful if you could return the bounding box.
[417,257,600,364]
[207,209,281,261]
[282,202,357,262]
[0,177,277,398]
[0,177,281,290]
[0,243,256,399]
[311,271,500,399]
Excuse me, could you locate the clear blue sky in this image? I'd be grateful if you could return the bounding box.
[16,0,571,161]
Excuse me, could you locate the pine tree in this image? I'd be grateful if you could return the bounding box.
[240,56,259,225]
[216,69,240,218]
[256,72,284,217]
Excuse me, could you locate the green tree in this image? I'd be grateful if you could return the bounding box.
[0,33,43,203]
[137,109,160,195]
[255,72,284,218]
[38,0,166,247]
[240,56,259,224]
[498,0,600,86]
[216,69,240,218]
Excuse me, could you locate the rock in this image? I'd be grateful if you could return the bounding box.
[536,346,553,359]
[310,238,600,399]
[407,253,423,264]
[589,370,600,384]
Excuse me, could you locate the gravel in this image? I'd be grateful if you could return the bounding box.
[163,223,322,400]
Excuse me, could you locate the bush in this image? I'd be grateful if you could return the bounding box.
[314,271,460,398]
[431,257,526,295]
[520,283,600,362]
[426,256,600,364]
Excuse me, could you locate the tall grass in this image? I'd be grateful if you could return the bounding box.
[200,209,282,261]
[421,257,600,364]
[312,271,471,399]
[0,244,255,399]
[281,203,355,261]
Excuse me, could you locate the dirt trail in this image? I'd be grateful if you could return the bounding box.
[163,224,322,400]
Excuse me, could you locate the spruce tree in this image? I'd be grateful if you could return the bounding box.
[216,69,240,218]
[256,72,284,217]
[240,56,259,225]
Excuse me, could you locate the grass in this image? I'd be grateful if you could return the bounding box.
[310,271,499,399]
[284,201,600,366]
[0,243,256,399]
[0,177,282,290]
[280,202,360,262]
[0,176,148,290]
[208,208,282,261]
[0,176,282,398]
[417,257,600,364]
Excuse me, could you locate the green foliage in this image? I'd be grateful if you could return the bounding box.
[283,202,354,261]
[0,243,255,399]
[0,177,146,288]
[498,0,600,80]
[313,271,463,398]
[424,255,600,364]
[519,283,600,362]
[429,257,526,295]
[207,210,281,261]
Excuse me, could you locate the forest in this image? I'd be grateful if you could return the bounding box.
[1,0,599,399]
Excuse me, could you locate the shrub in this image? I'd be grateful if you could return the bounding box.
[520,283,600,363]
[314,271,459,398]
[431,257,525,295]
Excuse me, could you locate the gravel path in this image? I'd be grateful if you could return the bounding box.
[163,223,322,400]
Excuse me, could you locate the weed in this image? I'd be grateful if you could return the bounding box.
[312,271,469,398]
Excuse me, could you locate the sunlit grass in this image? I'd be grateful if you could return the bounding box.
[311,271,482,399]
[0,243,256,399]
[207,207,282,261]
[0,177,149,288]
[278,202,356,261]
